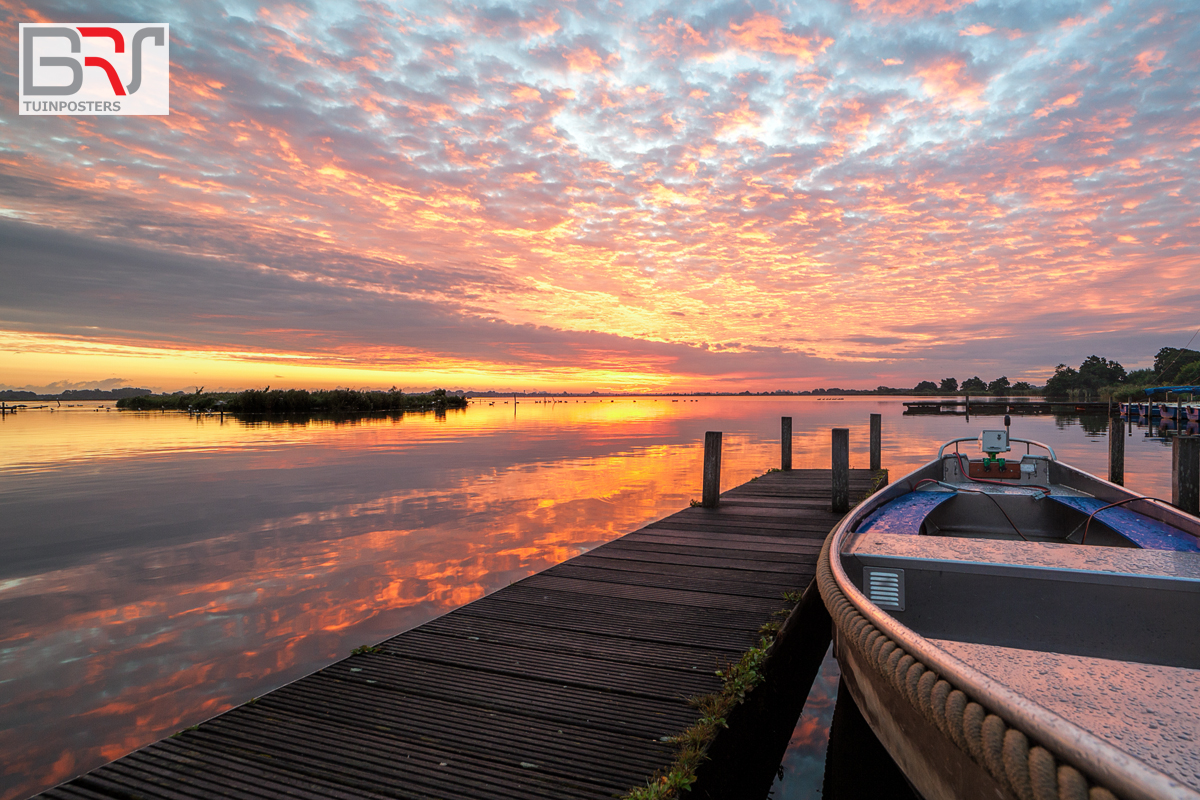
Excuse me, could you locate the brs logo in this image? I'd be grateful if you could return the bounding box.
[19,23,170,115]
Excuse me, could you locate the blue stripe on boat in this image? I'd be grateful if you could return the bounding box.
[1050,495,1200,552]
[858,491,957,536]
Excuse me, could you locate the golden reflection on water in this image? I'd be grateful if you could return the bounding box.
[0,398,1176,799]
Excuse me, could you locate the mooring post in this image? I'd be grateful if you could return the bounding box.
[1173,436,1200,515]
[1109,415,1125,486]
[703,431,723,508]
[781,417,793,471]
[869,413,881,472]
[832,428,850,513]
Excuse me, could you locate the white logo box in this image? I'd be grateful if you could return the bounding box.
[19,23,169,115]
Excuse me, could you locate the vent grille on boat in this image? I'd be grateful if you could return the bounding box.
[864,567,905,611]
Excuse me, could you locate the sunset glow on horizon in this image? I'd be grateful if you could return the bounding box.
[3,0,1198,393]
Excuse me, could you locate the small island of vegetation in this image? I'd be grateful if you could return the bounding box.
[115,387,467,414]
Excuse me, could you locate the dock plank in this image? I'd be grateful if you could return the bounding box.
[38,468,881,799]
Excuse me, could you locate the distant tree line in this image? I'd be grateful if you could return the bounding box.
[0,387,153,401]
[116,387,467,413]
[1043,348,1200,400]
[909,376,1037,396]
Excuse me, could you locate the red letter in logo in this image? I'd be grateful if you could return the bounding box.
[79,27,127,96]
[77,27,125,53]
[84,57,127,95]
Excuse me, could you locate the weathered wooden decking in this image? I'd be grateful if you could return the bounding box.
[40,468,882,800]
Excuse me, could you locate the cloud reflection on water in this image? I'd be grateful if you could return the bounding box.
[0,398,1178,799]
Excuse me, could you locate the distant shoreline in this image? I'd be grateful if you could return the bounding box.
[1,387,1048,403]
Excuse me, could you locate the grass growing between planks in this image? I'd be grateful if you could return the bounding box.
[856,469,889,504]
[624,590,805,800]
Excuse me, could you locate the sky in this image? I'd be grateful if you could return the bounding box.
[1,0,1198,394]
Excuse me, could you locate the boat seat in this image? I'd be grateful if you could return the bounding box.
[856,491,956,536]
[1048,495,1200,553]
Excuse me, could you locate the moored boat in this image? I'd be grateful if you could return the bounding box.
[1119,401,1157,418]
[820,424,1200,800]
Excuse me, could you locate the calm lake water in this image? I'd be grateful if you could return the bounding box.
[0,396,1179,799]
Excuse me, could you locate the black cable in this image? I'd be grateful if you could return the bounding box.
[1080,495,1173,544]
[913,466,1031,541]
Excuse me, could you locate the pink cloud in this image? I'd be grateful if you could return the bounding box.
[1033,93,1080,118]
[1132,49,1165,77]
[727,13,833,64]
[915,56,986,109]
[565,46,605,73]
[850,0,976,18]
[959,23,994,36]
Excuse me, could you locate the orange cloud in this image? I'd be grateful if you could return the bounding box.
[1059,5,1112,31]
[915,57,986,109]
[19,5,56,23]
[959,23,995,36]
[1033,93,1079,118]
[728,14,833,64]
[850,0,976,18]
[519,12,560,38]
[565,47,605,73]
[649,18,710,59]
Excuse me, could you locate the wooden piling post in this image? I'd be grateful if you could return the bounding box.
[832,428,850,513]
[781,417,793,471]
[869,414,881,472]
[1173,436,1200,515]
[703,431,723,508]
[1109,415,1124,486]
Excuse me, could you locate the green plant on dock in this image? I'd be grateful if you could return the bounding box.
[854,469,888,505]
[749,468,783,483]
[715,636,770,702]
[169,725,200,739]
[757,619,782,636]
[689,499,701,507]
[351,645,382,655]
[624,592,804,800]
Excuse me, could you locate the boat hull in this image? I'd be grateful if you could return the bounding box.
[821,455,1200,800]
[833,621,1014,800]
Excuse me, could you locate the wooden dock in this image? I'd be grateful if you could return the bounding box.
[39,468,882,800]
